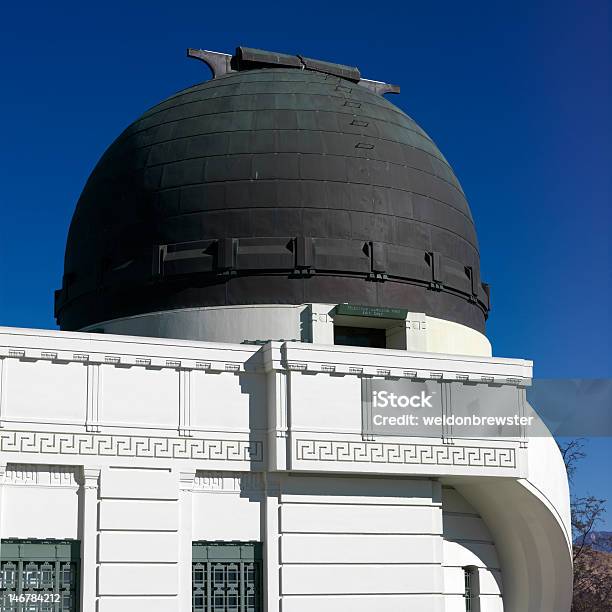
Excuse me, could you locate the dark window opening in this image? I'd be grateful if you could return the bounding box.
[334,325,386,348]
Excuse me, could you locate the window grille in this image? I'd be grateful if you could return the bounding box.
[192,542,262,612]
[0,540,79,612]
[463,566,477,612]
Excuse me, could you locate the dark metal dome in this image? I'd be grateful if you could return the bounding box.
[56,48,490,333]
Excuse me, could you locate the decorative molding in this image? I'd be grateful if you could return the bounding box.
[0,340,531,384]
[85,363,102,433]
[5,463,79,487]
[275,372,288,439]
[279,343,531,380]
[178,369,192,437]
[0,357,6,428]
[0,345,250,373]
[81,467,101,490]
[194,471,264,492]
[0,430,263,463]
[179,469,197,492]
[294,439,516,468]
[407,318,426,331]
[286,362,307,371]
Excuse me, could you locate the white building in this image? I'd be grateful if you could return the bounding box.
[0,46,572,611]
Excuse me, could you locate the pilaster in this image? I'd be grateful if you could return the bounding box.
[85,364,102,433]
[405,313,428,352]
[264,473,281,612]
[0,462,6,542]
[308,304,334,345]
[0,357,7,428]
[178,469,196,610]
[178,369,193,437]
[80,466,100,612]
[267,371,288,471]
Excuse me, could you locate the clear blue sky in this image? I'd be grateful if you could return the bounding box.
[0,1,610,524]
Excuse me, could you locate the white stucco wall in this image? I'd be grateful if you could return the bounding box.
[442,487,504,612]
[0,326,571,611]
[276,476,444,611]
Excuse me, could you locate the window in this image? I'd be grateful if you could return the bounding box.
[193,542,262,612]
[334,325,386,348]
[0,540,80,612]
[331,304,409,349]
[463,566,479,612]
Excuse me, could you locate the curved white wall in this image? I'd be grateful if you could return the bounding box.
[442,487,504,611]
[448,431,573,612]
[82,304,492,357]
[426,316,492,357]
[82,305,304,344]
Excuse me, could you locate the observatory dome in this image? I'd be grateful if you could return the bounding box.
[56,47,490,333]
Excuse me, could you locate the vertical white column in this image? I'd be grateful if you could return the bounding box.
[85,364,102,433]
[0,357,7,428]
[0,463,7,545]
[80,467,100,612]
[264,473,280,612]
[267,371,288,471]
[308,304,334,345]
[406,313,428,351]
[178,369,193,437]
[178,470,196,610]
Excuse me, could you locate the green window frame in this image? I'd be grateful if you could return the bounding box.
[0,539,80,612]
[192,541,262,612]
[463,566,479,612]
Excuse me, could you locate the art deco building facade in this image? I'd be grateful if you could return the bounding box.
[0,47,572,611]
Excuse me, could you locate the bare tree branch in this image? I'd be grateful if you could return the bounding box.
[557,439,611,611]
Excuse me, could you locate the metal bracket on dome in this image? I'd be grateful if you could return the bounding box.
[358,78,400,95]
[187,49,234,78]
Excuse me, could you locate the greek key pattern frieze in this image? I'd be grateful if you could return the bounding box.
[0,430,263,462]
[295,439,516,468]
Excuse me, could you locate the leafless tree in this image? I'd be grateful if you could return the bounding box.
[558,439,612,611]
